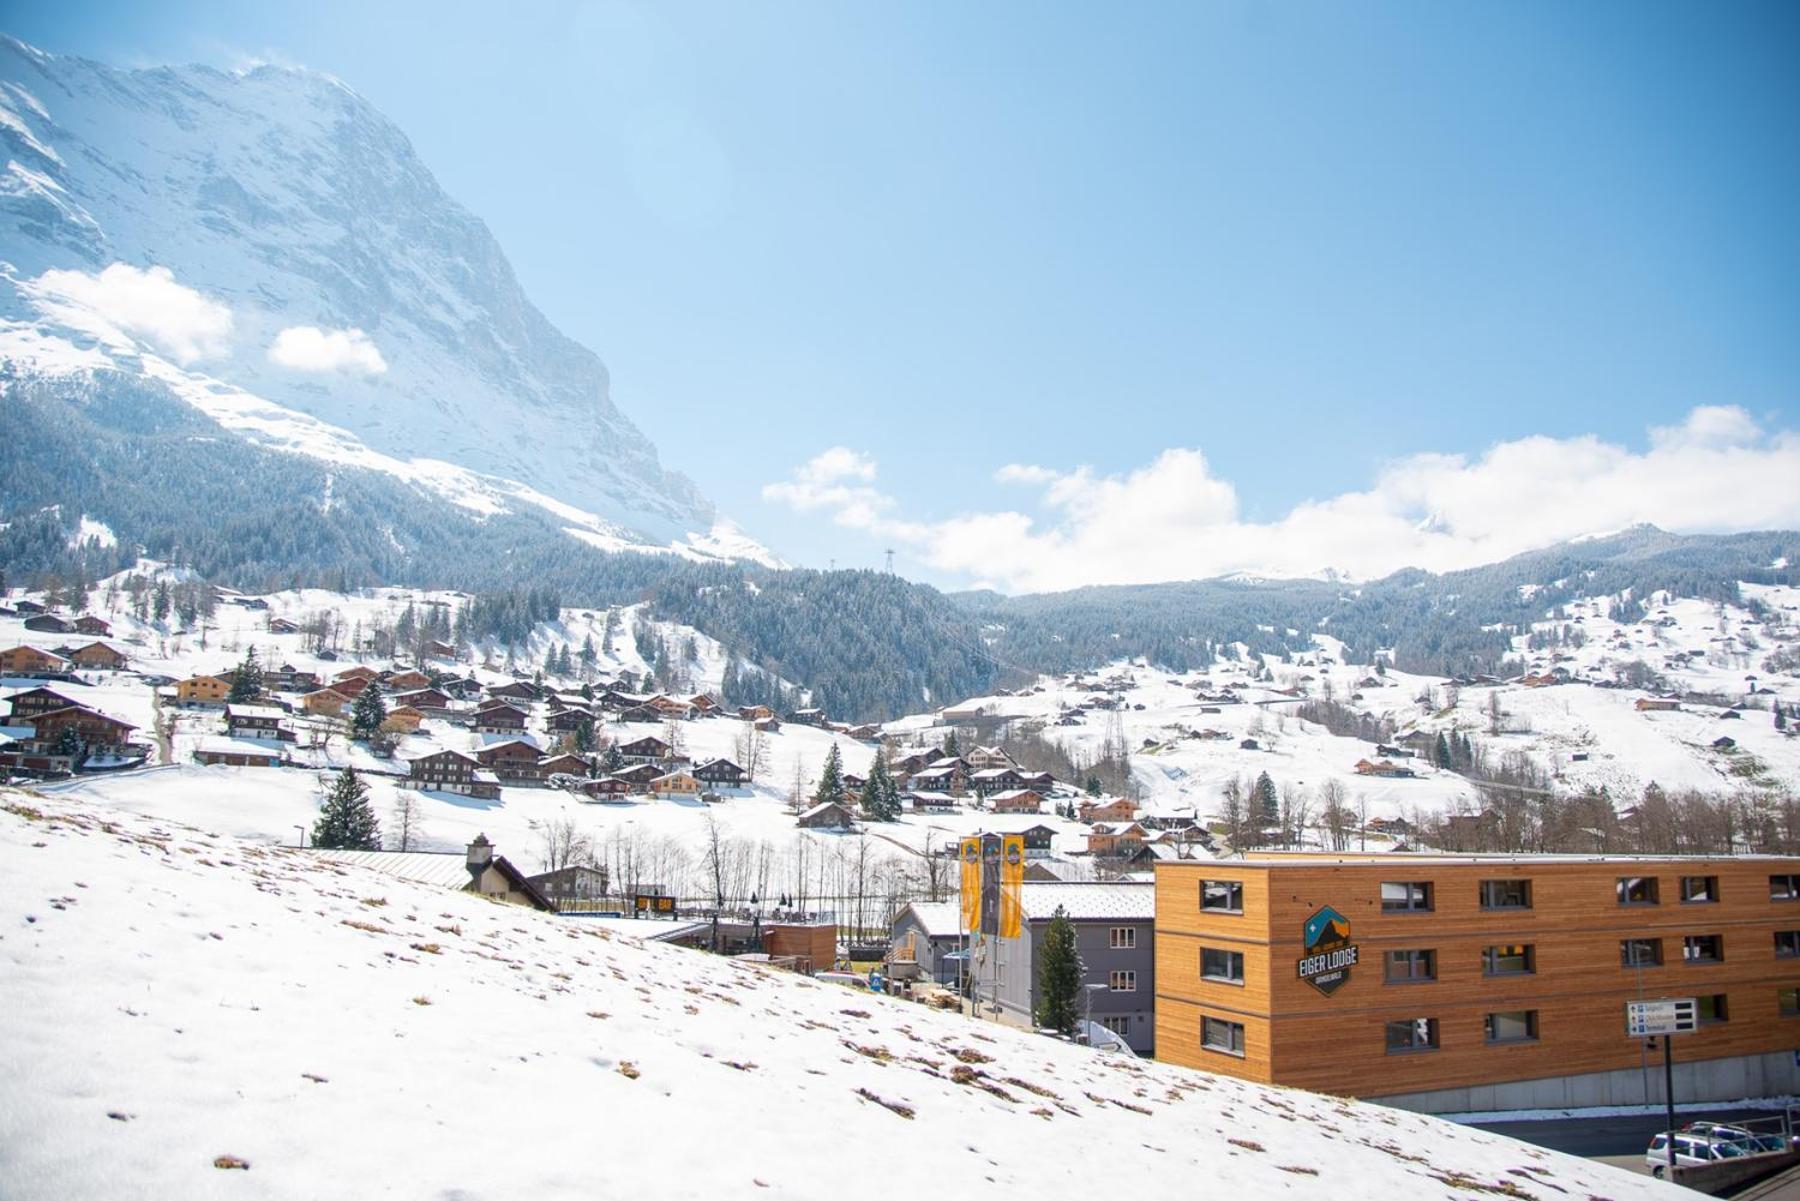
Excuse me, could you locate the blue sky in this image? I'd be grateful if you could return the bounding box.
[11,1,1798,586]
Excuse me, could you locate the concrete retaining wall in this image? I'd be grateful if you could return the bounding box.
[1373,1050,1800,1115]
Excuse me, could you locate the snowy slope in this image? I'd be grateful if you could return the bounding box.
[0,36,770,561]
[0,791,1670,1201]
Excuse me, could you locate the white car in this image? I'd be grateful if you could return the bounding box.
[1644,1132,1759,1178]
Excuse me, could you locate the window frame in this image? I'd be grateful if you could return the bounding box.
[1482,943,1536,977]
[1695,993,1729,1024]
[1621,937,1663,968]
[1200,947,1246,985]
[1478,879,1532,910]
[1201,1015,1246,1057]
[1383,948,1437,984]
[1775,930,1800,960]
[1381,881,1434,913]
[1780,987,1799,1017]
[1108,969,1137,993]
[1682,934,1724,964]
[1383,1017,1440,1055]
[1201,879,1245,914]
[1483,1009,1540,1045]
[1109,926,1137,950]
[1617,876,1661,906]
[1680,875,1720,905]
[1772,874,1800,902]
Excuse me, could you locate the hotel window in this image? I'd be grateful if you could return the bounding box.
[1776,931,1800,959]
[1202,1016,1246,1057]
[1617,876,1660,905]
[1483,944,1535,976]
[1384,1018,1439,1054]
[1621,938,1663,967]
[1680,876,1719,904]
[1201,880,1244,913]
[1683,934,1724,964]
[1781,988,1799,1017]
[1201,947,1245,984]
[1384,949,1436,983]
[1772,875,1800,902]
[1109,926,1137,950]
[1479,879,1531,910]
[1696,994,1729,1024]
[1484,1009,1539,1044]
[1109,970,1136,992]
[1381,881,1433,913]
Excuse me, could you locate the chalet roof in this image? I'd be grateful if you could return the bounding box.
[968,768,1021,781]
[694,758,745,773]
[225,704,286,721]
[310,849,479,890]
[34,705,136,731]
[907,791,957,804]
[986,789,1041,802]
[1091,821,1145,836]
[1018,882,1154,922]
[410,748,480,768]
[897,901,961,939]
[197,735,287,759]
[799,801,852,821]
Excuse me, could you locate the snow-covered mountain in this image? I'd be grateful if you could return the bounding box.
[0,35,769,563]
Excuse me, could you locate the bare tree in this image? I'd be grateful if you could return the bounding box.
[661,714,687,761]
[1318,779,1352,852]
[540,813,594,873]
[787,755,810,814]
[390,790,424,852]
[734,720,769,782]
[1219,775,1249,854]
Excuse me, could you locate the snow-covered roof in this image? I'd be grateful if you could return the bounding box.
[310,849,475,890]
[197,735,286,758]
[898,901,960,938]
[224,704,286,720]
[1019,882,1154,921]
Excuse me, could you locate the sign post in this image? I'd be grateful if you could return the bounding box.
[1625,999,1697,1178]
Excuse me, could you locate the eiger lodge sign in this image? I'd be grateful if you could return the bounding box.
[1297,906,1358,995]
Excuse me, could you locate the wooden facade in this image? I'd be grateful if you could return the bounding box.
[1154,854,1800,1101]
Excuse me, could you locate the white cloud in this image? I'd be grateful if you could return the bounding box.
[28,263,233,365]
[267,325,388,375]
[763,407,1800,592]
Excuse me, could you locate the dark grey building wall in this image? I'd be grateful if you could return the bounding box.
[983,917,1156,1054]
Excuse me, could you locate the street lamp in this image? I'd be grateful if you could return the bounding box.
[293,825,306,848]
[1083,982,1107,1045]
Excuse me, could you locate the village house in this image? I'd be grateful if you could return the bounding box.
[225,703,294,742]
[797,800,856,829]
[403,749,501,799]
[753,716,783,734]
[906,791,959,814]
[545,707,593,736]
[611,762,664,793]
[487,680,541,704]
[525,865,610,912]
[736,704,775,722]
[1354,758,1417,779]
[27,705,138,751]
[390,687,455,714]
[266,617,301,635]
[331,674,371,699]
[577,775,632,801]
[789,707,827,727]
[23,614,74,635]
[694,758,748,789]
[537,752,590,780]
[472,703,530,735]
[1085,821,1149,857]
[6,687,84,723]
[965,745,1016,771]
[11,600,46,616]
[968,766,1028,796]
[439,676,484,701]
[1078,797,1137,824]
[988,788,1044,815]
[334,665,380,684]
[72,615,111,636]
[650,770,701,799]
[617,735,673,765]
[61,642,127,671]
[381,705,426,735]
[619,704,663,724]
[385,669,433,693]
[301,687,352,717]
[476,739,548,783]
[194,737,287,768]
[1635,697,1682,712]
[908,765,965,795]
[316,835,553,911]
[0,646,71,676]
[265,664,319,692]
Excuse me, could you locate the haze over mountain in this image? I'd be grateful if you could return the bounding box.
[0,35,767,562]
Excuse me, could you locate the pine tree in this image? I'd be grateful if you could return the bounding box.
[601,744,624,775]
[1253,771,1279,827]
[228,647,264,702]
[574,713,597,754]
[351,679,387,740]
[1433,732,1452,769]
[860,750,901,821]
[1084,774,1103,797]
[1034,906,1082,1036]
[814,743,846,809]
[313,768,381,850]
[943,729,961,757]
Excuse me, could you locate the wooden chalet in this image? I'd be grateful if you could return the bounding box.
[487,680,541,703]
[537,752,591,779]
[403,749,500,799]
[381,705,426,734]
[27,705,137,750]
[390,687,455,712]
[968,766,1027,795]
[195,737,286,768]
[688,693,722,715]
[788,707,827,727]
[6,687,84,722]
[612,762,664,791]
[472,703,530,734]
[617,736,672,765]
[650,770,701,798]
[753,717,782,734]
[386,669,433,692]
[693,758,748,788]
[577,775,632,800]
[72,615,111,636]
[301,687,351,717]
[797,801,855,829]
[736,704,775,722]
[0,646,71,676]
[23,614,74,634]
[646,695,694,719]
[475,739,548,783]
[332,675,372,699]
[1085,821,1148,857]
[265,664,319,692]
[1353,758,1417,778]
[988,788,1044,815]
[1078,797,1137,824]
[226,704,294,742]
[63,642,124,673]
[906,792,959,813]
[334,665,380,684]
[266,617,301,635]
[545,707,594,735]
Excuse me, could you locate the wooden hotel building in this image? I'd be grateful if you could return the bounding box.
[1155,853,1800,1112]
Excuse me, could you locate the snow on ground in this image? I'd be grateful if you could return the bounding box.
[0,789,1671,1201]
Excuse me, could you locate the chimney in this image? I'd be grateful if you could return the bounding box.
[466,833,493,873]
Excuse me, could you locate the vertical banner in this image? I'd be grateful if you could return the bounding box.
[959,836,982,933]
[979,834,1003,935]
[999,834,1026,939]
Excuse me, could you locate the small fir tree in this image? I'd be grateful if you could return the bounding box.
[1034,906,1082,1036]
[813,743,847,809]
[1084,774,1103,797]
[228,647,264,702]
[942,729,961,757]
[313,768,381,850]
[351,679,388,740]
[1253,771,1279,827]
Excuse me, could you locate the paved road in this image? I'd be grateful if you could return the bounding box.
[1465,1106,1791,1159]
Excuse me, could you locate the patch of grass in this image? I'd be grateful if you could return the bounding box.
[410,995,432,1006]
[855,1088,914,1119]
[1228,1138,1265,1152]
[618,1061,641,1080]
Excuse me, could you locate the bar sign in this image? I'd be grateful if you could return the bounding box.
[1625,998,1697,1037]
